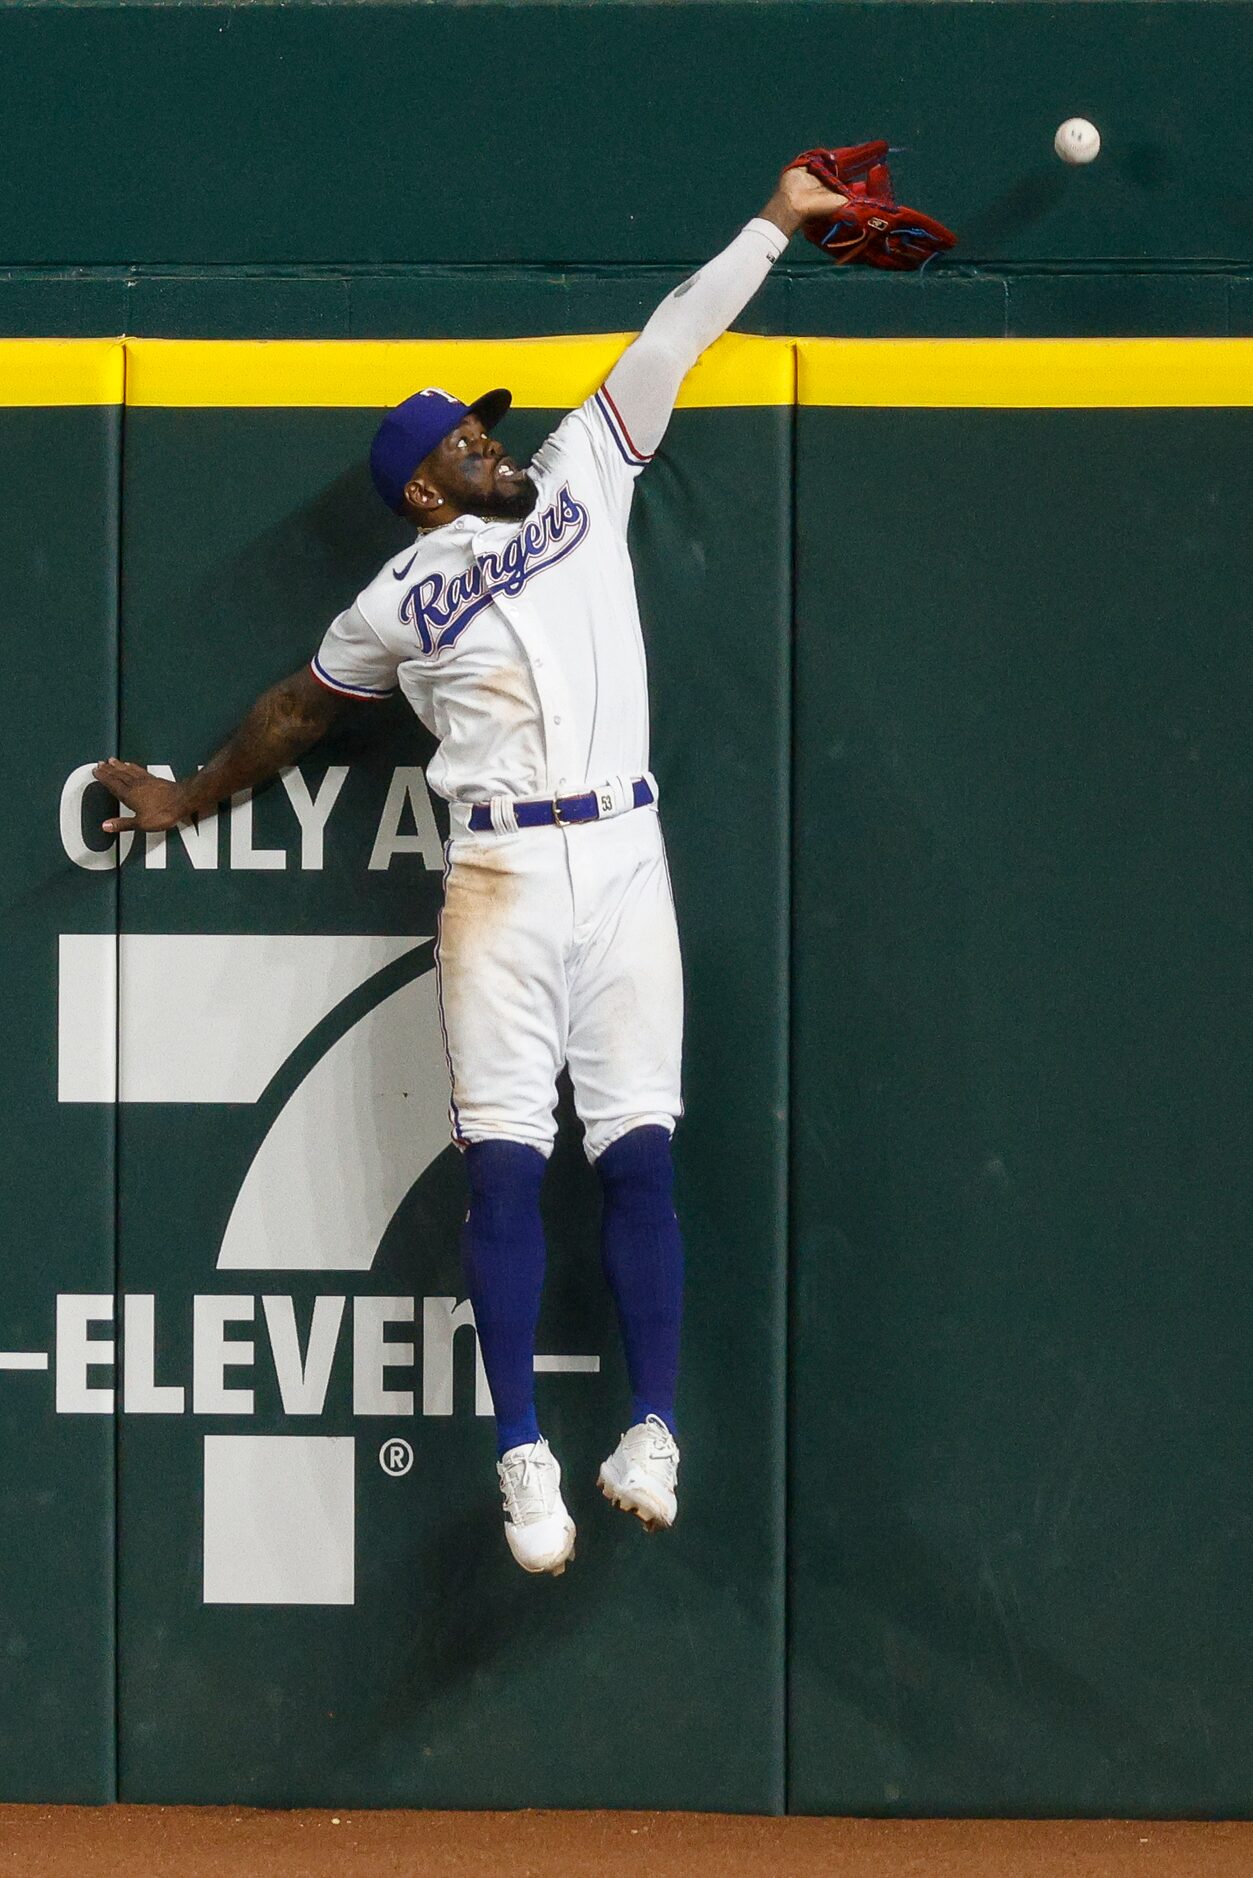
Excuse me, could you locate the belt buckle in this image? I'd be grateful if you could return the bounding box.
[552,792,568,827]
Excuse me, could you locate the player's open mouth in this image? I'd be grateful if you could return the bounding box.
[496,460,523,480]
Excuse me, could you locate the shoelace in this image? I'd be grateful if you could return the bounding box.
[641,1415,678,1468]
[500,1441,553,1518]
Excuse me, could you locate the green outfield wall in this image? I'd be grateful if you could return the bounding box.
[0,0,1250,274]
[1,335,1249,1815]
[0,0,1250,1822]
[0,345,123,1804]
[789,375,1253,1818]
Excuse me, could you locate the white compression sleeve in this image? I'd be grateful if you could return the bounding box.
[601,217,789,460]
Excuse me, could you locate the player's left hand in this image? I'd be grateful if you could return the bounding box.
[761,164,849,240]
[781,142,958,269]
[777,165,851,224]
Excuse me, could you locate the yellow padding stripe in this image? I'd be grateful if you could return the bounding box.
[2,335,1252,410]
[125,331,793,409]
[798,337,1253,407]
[0,340,125,407]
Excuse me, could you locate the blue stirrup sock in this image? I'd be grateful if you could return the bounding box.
[596,1125,684,1435]
[460,1140,548,1457]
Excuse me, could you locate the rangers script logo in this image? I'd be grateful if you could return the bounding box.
[399,483,590,655]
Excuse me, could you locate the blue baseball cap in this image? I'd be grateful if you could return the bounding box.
[369,385,513,515]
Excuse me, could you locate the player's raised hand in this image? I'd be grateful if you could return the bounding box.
[761,162,850,240]
[778,164,851,221]
[93,759,188,834]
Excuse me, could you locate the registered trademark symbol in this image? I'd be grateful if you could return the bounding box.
[379,1437,413,1478]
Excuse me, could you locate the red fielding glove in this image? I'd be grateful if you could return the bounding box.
[785,143,957,271]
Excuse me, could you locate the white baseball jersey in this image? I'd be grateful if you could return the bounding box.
[314,395,653,829]
[311,216,789,1156]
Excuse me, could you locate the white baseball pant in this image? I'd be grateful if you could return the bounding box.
[435,805,683,1161]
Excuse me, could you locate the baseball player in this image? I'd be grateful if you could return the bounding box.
[95,160,848,1577]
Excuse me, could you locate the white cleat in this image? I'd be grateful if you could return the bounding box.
[497,1438,577,1575]
[598,1415,680,1533]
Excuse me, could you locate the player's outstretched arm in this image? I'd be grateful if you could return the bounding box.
[93,663,351,834]
[600,163,849,463]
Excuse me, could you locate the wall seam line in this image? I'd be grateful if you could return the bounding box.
[782,331,799,1817]
[110,333,128,1805]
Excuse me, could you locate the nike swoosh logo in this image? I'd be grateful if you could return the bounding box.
[392,549,420,581]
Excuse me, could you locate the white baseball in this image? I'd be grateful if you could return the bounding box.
[1054,118,1101,165]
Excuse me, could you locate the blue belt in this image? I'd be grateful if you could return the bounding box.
[467,776,655,834]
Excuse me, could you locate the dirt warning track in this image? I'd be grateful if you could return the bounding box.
[2,1808,1252,1878]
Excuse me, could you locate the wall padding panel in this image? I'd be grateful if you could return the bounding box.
[6,322,1251,1816]
[110,340,791,1809]
[0,342,123,1800]
[788,340,1253,1813]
